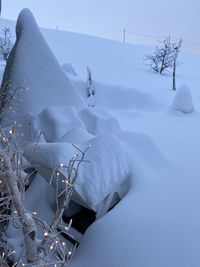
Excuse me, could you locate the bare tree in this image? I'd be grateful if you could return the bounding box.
[144,36,182,90]
[144,37,172,74]
[0,27,13,61]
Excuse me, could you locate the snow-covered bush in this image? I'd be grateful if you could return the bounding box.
[171,84,194,114]
[86,66,95,107]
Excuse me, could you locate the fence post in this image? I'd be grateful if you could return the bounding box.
[123,28,125,43]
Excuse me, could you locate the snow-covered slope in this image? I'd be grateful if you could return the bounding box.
[1,14,200,267]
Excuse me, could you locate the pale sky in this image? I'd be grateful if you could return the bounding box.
[2,0,200,52]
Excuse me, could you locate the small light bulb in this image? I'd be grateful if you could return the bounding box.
[44,231,49,237]
[68,251,72,256]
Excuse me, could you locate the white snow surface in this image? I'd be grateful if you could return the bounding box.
[78,107,121,135]
[32,106,86,142]
[62,62,77,76]
[171,84,194,114]
[1,10,200,267]
[0,9,84,128]
[24,134,130,212]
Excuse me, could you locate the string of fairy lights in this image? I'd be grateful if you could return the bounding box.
[0,118,89,266]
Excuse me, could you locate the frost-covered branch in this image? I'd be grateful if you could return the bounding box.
[144,37,182,77]
[0,124,89,266]
[0,27,13,61]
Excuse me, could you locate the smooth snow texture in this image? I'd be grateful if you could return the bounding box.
[62,62,77,76]
[58,127,94,144]
[25,174,56,233]
[0,9,84,128]
[116,130,168,172]
[79,107,121,135]
[32,106,85,142]
[171,84,194,114]
[72,78,164,111]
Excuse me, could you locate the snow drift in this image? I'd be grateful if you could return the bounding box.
[31,106,86,142]
[24,134,130,217]
[78,107,121,135]
[171,84,194,114]
[0,9,84,129]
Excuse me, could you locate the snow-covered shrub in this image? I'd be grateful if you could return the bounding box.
[86,66,95,107]
[171,84,194,114]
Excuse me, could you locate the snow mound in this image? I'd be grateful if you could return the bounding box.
[32,106,85,142]
[24,134,130,216]
[25,174,55,230]
[62,62,77,76]
[171,84,194,114]
[0,8,84,128]
[79,107,121,135]
[91,81,162,111]
[58,127,94,144]
[116,131,168,171]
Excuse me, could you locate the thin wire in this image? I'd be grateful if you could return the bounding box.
[125,29,200,48]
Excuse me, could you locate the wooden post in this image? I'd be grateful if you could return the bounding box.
[173,61,176,90]
[123,28,125,43]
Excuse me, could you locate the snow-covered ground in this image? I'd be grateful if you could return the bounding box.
[1,12,200,267]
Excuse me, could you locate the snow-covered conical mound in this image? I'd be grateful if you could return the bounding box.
[0,9,84,127]
[171,84,194,114]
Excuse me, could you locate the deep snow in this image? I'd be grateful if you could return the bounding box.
[1,10,200,267]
